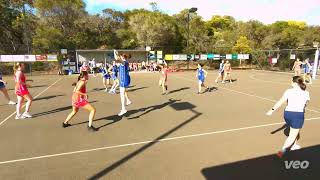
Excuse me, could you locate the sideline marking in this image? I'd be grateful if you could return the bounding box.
[0,116,319,165]
[0,78,63,127]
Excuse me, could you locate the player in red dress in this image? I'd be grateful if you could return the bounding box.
[63,71,98,131]
[14,63,33,119]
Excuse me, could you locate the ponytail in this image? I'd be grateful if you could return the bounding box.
[292,76,306,90]
[72,71,88,86]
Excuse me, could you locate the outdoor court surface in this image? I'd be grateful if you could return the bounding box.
[0,70,319,180]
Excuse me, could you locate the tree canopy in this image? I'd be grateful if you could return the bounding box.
[0,0,319,54]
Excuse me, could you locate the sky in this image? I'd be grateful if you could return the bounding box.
[84,0,320,25]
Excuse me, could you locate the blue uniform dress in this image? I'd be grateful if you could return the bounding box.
[303,64,311,74]
[100,67,111,79]
[0,73,5,89]
[198,68,205,83]
[111,65,118,80]
[119,61,131,88]
[219,63,224,74]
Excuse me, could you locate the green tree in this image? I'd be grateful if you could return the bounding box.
[232,36,252,53]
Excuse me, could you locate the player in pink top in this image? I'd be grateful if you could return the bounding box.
[14,63,33,119]
[292,58,302,76]
[159,64,169,95]
[63,71,98,131]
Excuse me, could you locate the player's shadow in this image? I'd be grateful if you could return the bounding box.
[29,85,48,88]
[271,124,300,140]
[128,86,148,92]
[125,98,181,120]
[89,88,105,92]
[201,144,320,180]
[31,101,98,118]
[33,94,65,102]
[167,87,190,95]
[88,101,202,180]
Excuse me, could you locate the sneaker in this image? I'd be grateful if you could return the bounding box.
[15,114,25,120]
[87,125,98,132]
[291,144,301,150]
[62,122,72,128]
[118,109,127,116]
[276,151,284,158]
[126,101,132,106]
[104,88,108,92]
[215,80,218,83]
[8,101,16,105]
[22,112,32,118]
[221,81,225,84]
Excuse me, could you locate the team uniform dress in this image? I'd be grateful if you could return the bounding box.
[14,70,29,97]
[80,65,89,72]
[303,63,311,74]
[294,62,301,72]
[100,67,111,79]
[119,61,131,88]
[218,63,224,75]
[161,68,168,83]
[111,65,118,80]
[0,73,5,89]
[198,68,205,83]
[72,80,88,108]
[224,64,231,74]
[283,88,310,129]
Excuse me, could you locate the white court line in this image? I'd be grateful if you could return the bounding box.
[172,74,320,114]
[0,116,319,165]
[0,77,63,127]
[249,74,320,87]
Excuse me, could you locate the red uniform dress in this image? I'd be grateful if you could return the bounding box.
[72,80,88,108]
[14,70,29,97]
[162,68,168,82]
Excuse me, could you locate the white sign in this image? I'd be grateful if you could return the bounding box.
[214,54,220,60]
[61,49,68,54]
[290,54,296,60]
[200,54,207,60]
[12,55,25,62]
[272,58,278,64]
[173,54,180,60]
[0,55,13,62]
[226,54,232,60]
[24,55,36,62]
[179,54,187,60]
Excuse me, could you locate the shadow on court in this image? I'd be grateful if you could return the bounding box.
[34,94,65,101]
[271,124,300,140]
[88,101,202,180]
[31,101,97,118]
[70,99,181,129]
[127,86,148,92]
[201,144,320,180]
[167,87,190,95]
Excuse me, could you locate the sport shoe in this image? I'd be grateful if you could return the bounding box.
[22,112,32,118]
[15,114,26,120]
[62,122,72,128]
[104,88,108,92]
[87,125,98,132]
[291,144,301,150]
[118,109,127,116]
[126,101,132,106]
[8,101,16,105]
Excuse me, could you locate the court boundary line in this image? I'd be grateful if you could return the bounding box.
[249,74,320,87]
[172,74,320,114]
[0,116,319,165]
[0,77,63,127]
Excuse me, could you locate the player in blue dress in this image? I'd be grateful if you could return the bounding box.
[115,52,132,116]
[99,64,111,92]
[108,61,119,94]
[303,58,312,84]
[196,64,209,94]
[0,72,16,105]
